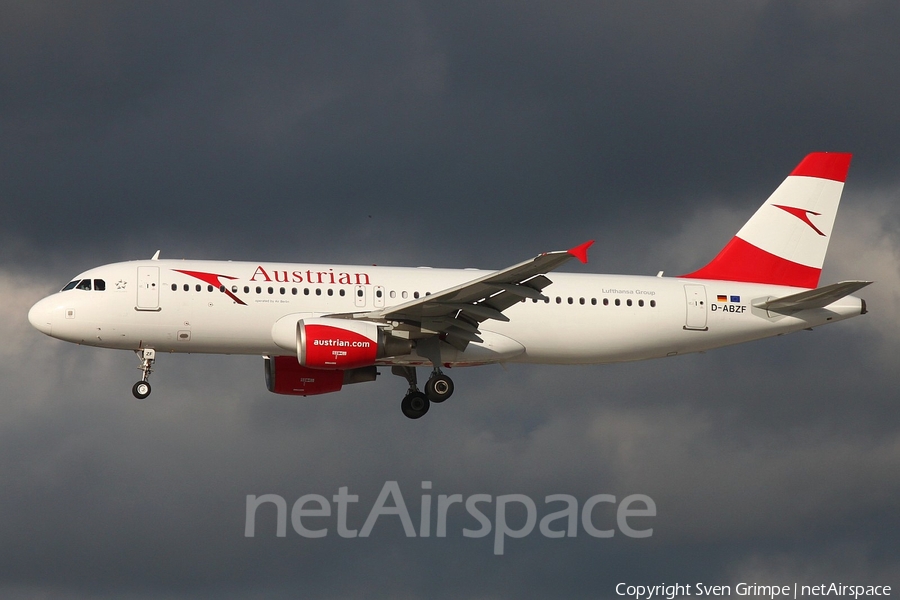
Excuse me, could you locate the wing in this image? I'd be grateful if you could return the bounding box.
[327,241,594,350]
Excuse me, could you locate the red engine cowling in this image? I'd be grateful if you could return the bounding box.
[298,318,409,370]
[264,356,377,396]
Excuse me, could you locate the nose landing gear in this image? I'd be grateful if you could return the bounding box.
[132,348,156,399]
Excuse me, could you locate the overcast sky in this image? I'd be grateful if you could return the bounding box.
[2,2,899,598]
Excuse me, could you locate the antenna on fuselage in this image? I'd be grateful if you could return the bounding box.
[151,250,161,260]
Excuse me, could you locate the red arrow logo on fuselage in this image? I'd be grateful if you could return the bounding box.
[773,205,826,236]
[173,269,247,305]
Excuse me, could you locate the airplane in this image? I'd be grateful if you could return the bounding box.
[28,152,870,419]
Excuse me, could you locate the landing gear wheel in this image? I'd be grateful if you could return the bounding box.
[132,381,151,399]
[425,373,454,403]
[401,391,430,419]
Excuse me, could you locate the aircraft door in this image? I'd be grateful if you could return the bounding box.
[683,284,708,330]
[136,266,160,311]
[374,285,385,308]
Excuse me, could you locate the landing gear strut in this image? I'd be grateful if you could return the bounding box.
[392,365,455,419]
[132,348,156,399]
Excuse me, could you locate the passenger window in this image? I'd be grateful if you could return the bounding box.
[567,297,573,304]
[304,288,310,295]
[196,284,202,292]
[244,286,250,294]
[340,289,345,297]
[280,287,285,295]
[208,285,214,292]
[579,297,585,305]
[327,289,333,296]
[292,288,297,295]
[627,299,632,307]
[615,299,620,306]
[414,292,420,299]
[402,291,408,299]
[650,300,657,308]
[62,280,79,291]
[171,284,177,291]
[390,291,396,299]
[76,280,92,291]
[591,298,597,305]
[256,286,261,294]
[317,289,322,296]
[556,297,561,304]
[376,289,383,298]
[93,279,106,291]
[603,298,609,306]
[268,287,273,294]
[184,284,190,292]
[639,299,644,307]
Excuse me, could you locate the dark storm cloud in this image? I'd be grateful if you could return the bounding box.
[2,1,900,598]
[4,1,900,268]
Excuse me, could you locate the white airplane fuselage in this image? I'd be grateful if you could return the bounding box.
[25,153,870,418]
[28,258,865,366]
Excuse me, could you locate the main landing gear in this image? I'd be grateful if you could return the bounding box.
[393,366,455,419]
[132,348,156,399]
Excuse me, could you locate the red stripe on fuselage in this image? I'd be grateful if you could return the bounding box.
[680,236,820,288]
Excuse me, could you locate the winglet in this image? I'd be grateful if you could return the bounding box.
[567,240,594,264]
[151,250,161,261]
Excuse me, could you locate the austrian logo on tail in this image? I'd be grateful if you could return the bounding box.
[773,205,826,236]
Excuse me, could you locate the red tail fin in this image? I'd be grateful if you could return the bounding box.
[681,153,851,288]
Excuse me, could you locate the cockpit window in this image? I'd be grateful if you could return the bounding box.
[75,279,92,291]
[62,280,80,291]
[93,279,106,291]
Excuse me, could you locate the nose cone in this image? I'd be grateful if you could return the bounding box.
[28,297,54,335]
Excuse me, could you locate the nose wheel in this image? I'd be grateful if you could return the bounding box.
[132,348,156,399]
[132,380,151,399]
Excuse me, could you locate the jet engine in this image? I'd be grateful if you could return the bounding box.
[264,356,377,396]
[297,317,412,370]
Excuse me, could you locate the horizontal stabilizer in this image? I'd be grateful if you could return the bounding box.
[755,280,872,313]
